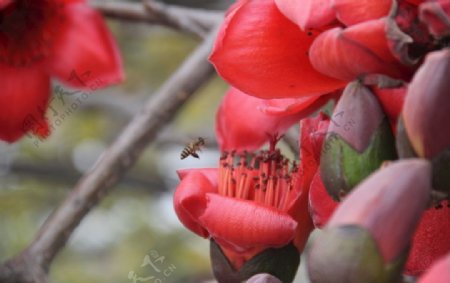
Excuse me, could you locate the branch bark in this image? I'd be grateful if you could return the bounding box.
[90,0,223,38]
[0,26,220,283]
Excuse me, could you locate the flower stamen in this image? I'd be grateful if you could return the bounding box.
[218,145,299,211]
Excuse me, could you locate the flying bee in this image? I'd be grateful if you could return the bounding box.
[180,137,206,160]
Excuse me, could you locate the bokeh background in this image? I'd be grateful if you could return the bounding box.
[0,1,309,282]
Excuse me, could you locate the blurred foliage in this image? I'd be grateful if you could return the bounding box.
[0,9,229,283]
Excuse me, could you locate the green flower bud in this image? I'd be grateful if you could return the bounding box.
[320,81,397,200]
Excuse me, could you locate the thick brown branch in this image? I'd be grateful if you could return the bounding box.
[90,0,222,38]
[0,27,219,283]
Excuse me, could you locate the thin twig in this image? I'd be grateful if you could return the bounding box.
[90,0,222,38]
[0,26,220,283]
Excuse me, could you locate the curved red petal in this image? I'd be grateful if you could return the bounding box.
[47,3,123,90]
[405,202,450,275]
[310,19,410,81]
[420,1,450,38]
[0,0,12,9]
[198,193,297,252]
[372,86,407,133]
[332,0,392,26]
[418,252,450,283]
[275,0,336,30]
[210,0,345,99]
[260,92,340,116]
[216,87,328,152]
[309,171,339,228]
[173,171,216,238]
[299,113,330,184]
[177,168,218,187]
[0,64,50,142]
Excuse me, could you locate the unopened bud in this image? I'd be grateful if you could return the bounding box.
[320,81,397,200]
[403,49,450,159]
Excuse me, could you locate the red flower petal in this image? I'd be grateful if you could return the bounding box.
[216,88,331,152]
[0,0,12,9]
[173,171,216,238]
[406,0,425,6]
[47,3,123,90]
[0,64,50,142]
[418,252,450,283]
[419,0,450,38]
[197,193,297,252]
[372,86,407,133]
[332,0,392,26]
[309,171,338,228]
[274,0,336,30]
[177,168,218,187]
[310,19,410,81]
[405,202,450,275]
[298,113,330,185]
[209,0,345,99]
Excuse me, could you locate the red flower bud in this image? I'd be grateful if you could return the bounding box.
[403,49,450,159]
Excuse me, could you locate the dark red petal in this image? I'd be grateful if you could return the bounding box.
[419,0,450,38]
[173,171,216,238]
[47,3,123,90]
[418,252,450,283]
[309,171,339,228]
[274,0,336,30]
[406,0,425,5]
[405,202,450,275]
[198,193,297,252]
[0,0,12,9]
[0,64,50,142]
[310,19,410,81]
[372,86,407,133]
[332,0,392,26]
[209,0,345,99]
[216,88,331,152]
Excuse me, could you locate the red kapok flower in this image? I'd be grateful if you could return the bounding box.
[174,113,329,271]
[0,0,123,142]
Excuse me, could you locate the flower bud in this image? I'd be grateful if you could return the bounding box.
[307,226,407,283]
[403,49,450,159]
[320,81,397,200]
[210,240,299,283]
[308,160,432,283]
[246,273,282,283]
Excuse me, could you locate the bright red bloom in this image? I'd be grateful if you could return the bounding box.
[216,87,337,151]
[174,114,329,269]
[0,0,123,142]
[209,0,346,99]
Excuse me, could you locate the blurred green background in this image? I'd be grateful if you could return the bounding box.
[0,1,230,282]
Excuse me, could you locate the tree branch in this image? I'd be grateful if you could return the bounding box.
[90,0,223,38]
[0,26,220,283]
